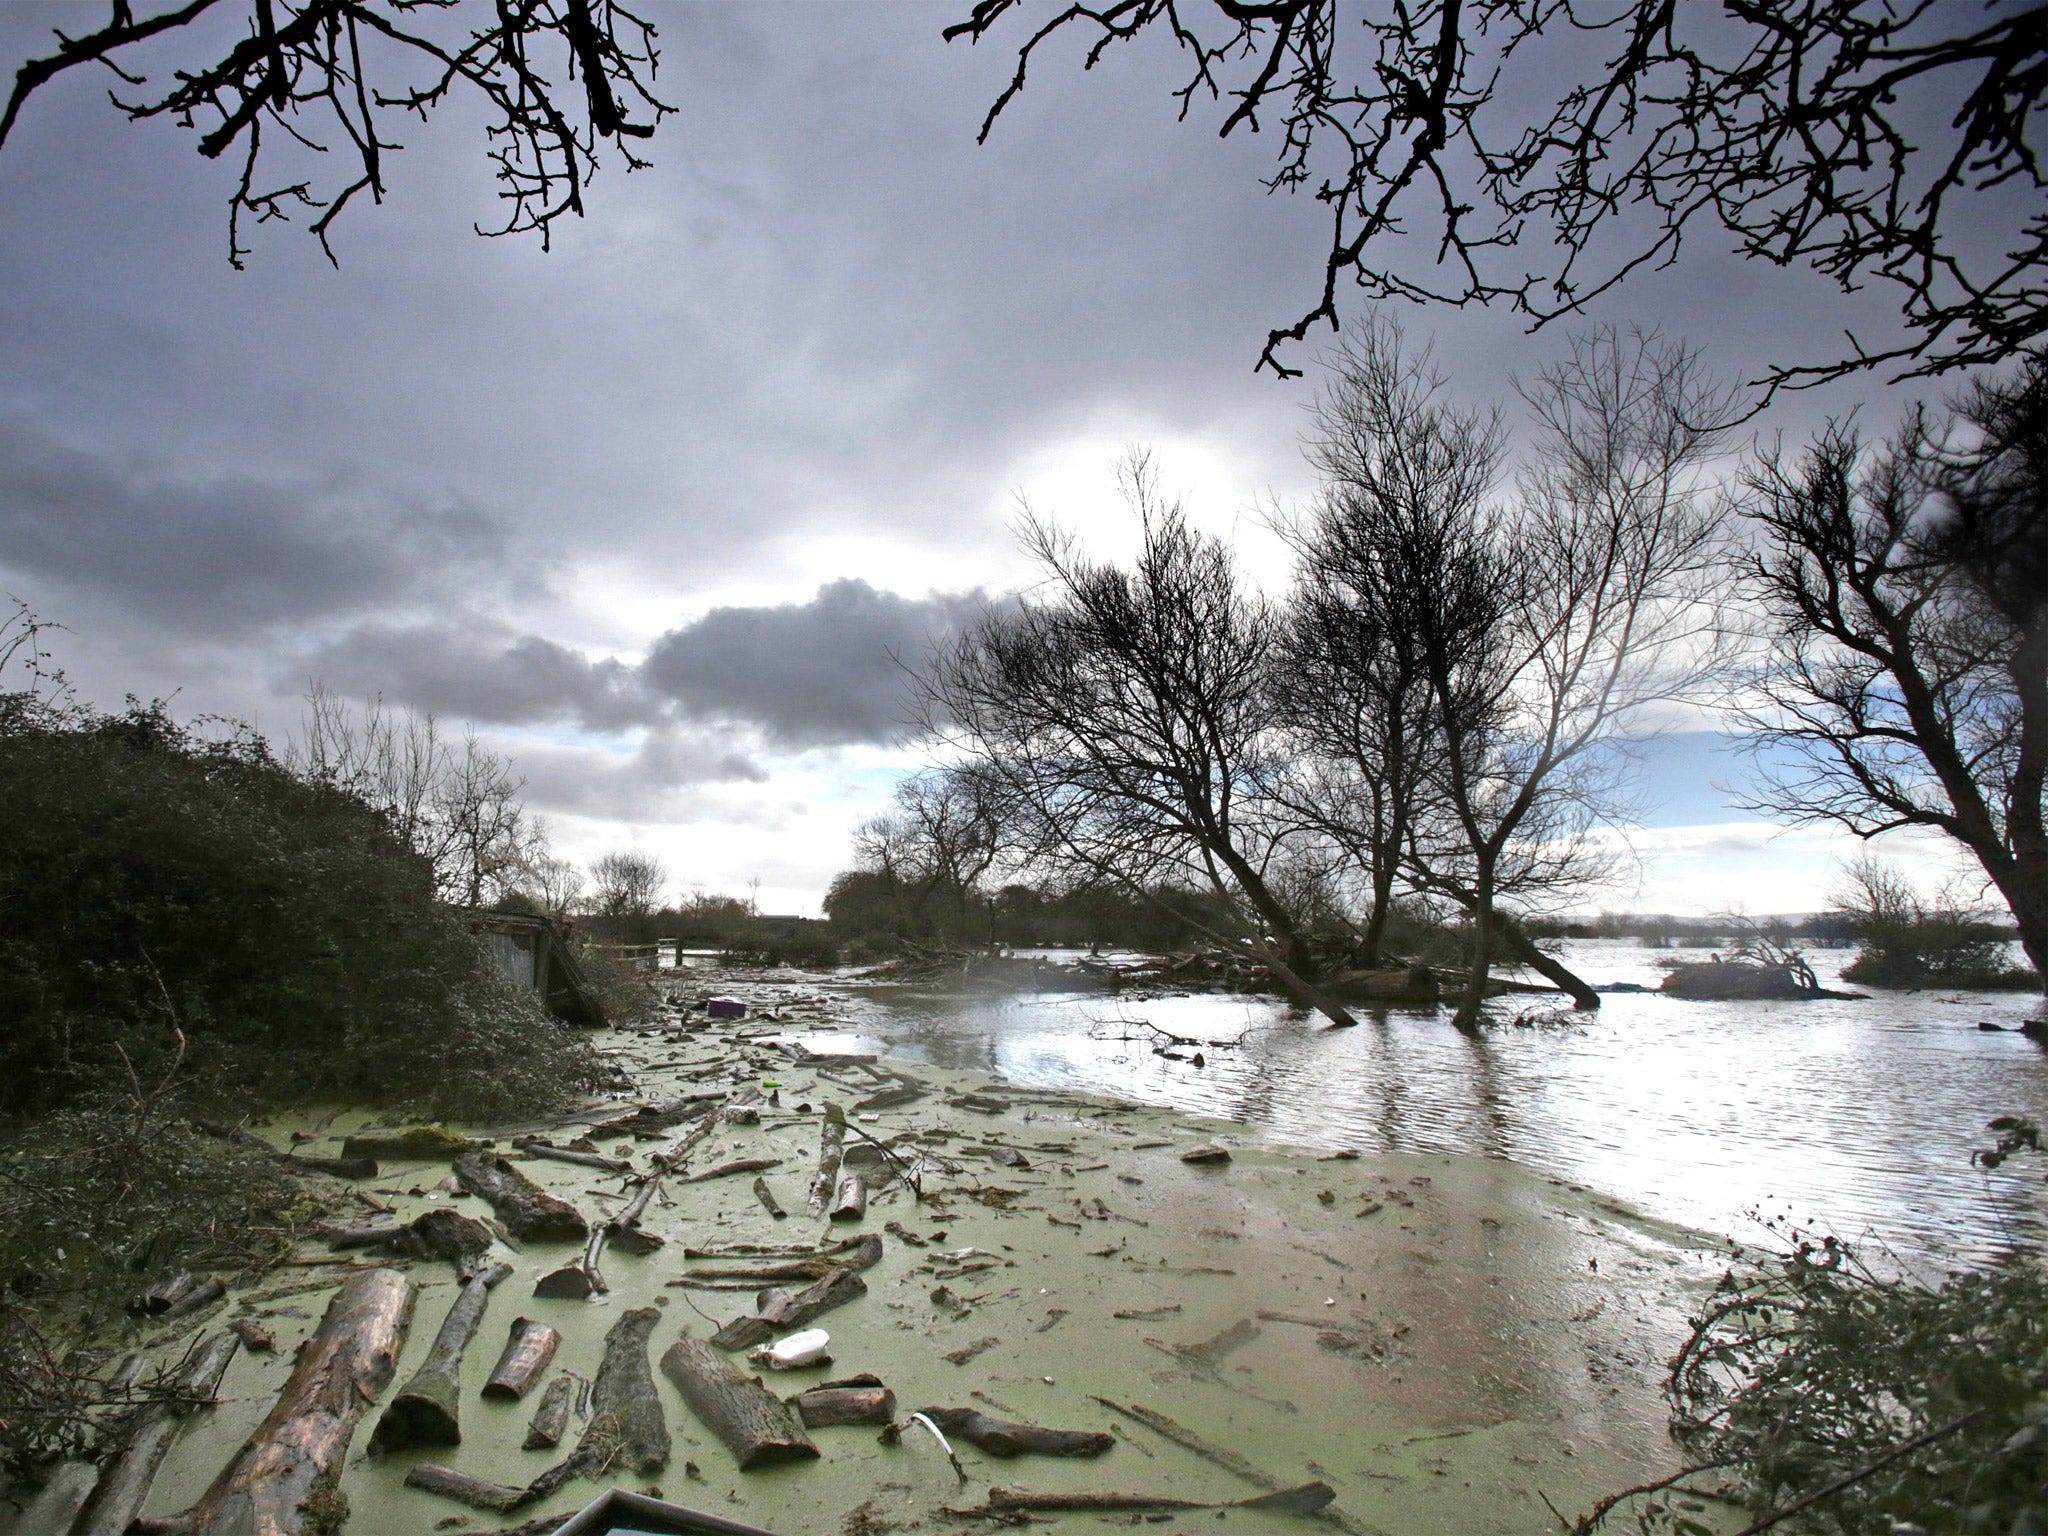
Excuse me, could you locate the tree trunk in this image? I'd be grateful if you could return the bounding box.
[452,1152,589,1243]
[373,1261,512,1448]
[829,1168,868,1222]
[659,1336,819,1469]
[918,1407,1113,1458]
[76,1332,240,1536]
[805,1105,846,1218]
[483,1318,560,1401]
[179,1267,414,1536]
[522,1374,576,1449]
[1498,916,1599,1009]
[1453,869,1496,1031]
[582,1306,668,1475]
[793,1380,896,1428]
[710,1268,867,1352]
[533,1224,610,1300]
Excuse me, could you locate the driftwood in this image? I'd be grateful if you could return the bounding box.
[373,1260,512,1448]
[919,1407,1114,1459]
[129,1272,200,1318]
[483,1317,560,1400]
[339,1125,480,1162]
[15,1462,99,1536]
[753,1175,786,1220]
[853,1085,925,1111]
[793,1376,896,1428]
[320,1207,497,1276]
[159,1278,227,1323]
[513,1136,633,1174]
[195,1120,376,1180]
[175,1267,414,1536]
[660,1336,820,1469]
[588,1091,723,1140]
[975,1482,1335,1516]
[522,1374,576,1449]
[805,1104,846,1218]
[534,1223,612,1300]
[829,1168,868,1223]
[711,1267,868,1352]
[583,1306,669,1474]
[403,1464,527,1513]
[682,1236,866,1261]
[683,1156,784,1183]
[75,1333,240,1536]
[454,1152,589,1242]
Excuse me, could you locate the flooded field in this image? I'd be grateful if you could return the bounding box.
[784,941,2048,1263]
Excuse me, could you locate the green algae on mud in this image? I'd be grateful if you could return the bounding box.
[109,975,1730,1536]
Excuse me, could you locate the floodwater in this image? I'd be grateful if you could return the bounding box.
[794,940,2048,1264]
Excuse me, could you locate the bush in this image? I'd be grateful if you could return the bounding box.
[0,697,603,1120]
[1833,856,2038,989]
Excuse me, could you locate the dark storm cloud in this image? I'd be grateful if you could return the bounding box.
[0,415,506,634]
[297,579,997,748]
[301,622,649,731]
[641,578,995,748]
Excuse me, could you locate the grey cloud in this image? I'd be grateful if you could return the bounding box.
[296,579,998,749]
[640,578,996,747]
[0,415,506,634]
[515,730,771,822]
[301,622,649,731]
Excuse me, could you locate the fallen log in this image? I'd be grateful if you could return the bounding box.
[710,1267,868,1352]
[660,1336,819,1469]
[805,1104,846,1218]
[919,1406,1113,1459]
[975,1482,1335,1517]
[454,1152,589,1243]
[683,1156,784,1183]
[533,1223,611,1300]
[682,1236,865,1261]
[522,1374,576,1449]
[588,1091,723,1140]
[512,1137,633,1174]
[583,1306,669,1474]
[129,1271,199,1318]
[792,1376,895,1428]
[319,1208,497,1275]
[403,1464,527,1514]
[175,1267,414,1536]
[194,1120,376,1180]
[340,1125,481,1162]
[752,1175,787,1220]
[829,1168,868,1223]
[158,1278,227,1323]
[13,1462,99,1536]
[373,1260,512,1449]
[75,1332,240,1536]
[852,1085,925,1111]
[483,1317,561,1400]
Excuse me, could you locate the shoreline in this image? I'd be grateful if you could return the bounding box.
[93,973,1731,1536]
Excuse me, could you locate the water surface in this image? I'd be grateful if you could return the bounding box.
[805,940,2048,1263]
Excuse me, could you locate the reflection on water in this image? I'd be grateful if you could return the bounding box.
[818,940,2048,1262]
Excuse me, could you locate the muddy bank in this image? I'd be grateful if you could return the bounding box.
[79,973,1729,1536]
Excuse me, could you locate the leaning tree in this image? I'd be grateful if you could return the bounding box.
[1737,353,2048,991]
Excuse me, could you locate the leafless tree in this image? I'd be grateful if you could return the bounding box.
[0,1,670,265]
[1274,319,1504,967]
[518,840,586,922]
[291,682,532,906]
[1734,352,2048,989]
[917,455,1358,1025]
[946,0,2046,393]
[853,767,1006,943]
[589,847,666,918]
[1402,328,1737,1027]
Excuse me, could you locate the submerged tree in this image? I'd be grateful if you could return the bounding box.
[1737,352,2048,990]
[0,0,670,264]
[946,0,2047,391]
[918,456,1358,1025]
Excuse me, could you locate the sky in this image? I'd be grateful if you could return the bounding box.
[0,2,2009,917]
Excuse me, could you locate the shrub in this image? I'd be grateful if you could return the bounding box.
[0,698,602,1120]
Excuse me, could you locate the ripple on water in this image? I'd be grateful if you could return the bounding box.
[807,939,2048,1263]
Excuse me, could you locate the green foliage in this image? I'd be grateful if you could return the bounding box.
[1649,1233,2048,1533]
[0,697,603,1120]
[1833,857,2036,990]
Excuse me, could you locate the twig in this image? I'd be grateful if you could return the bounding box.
[907,1410,968,1483]
[1728,1411,1985,1536]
